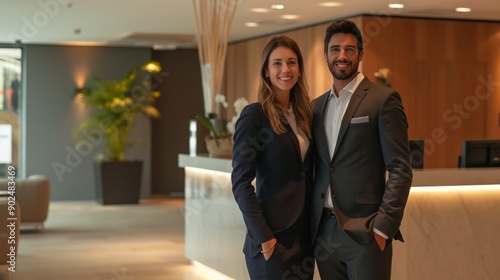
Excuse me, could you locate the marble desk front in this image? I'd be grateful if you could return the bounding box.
[179,154,500,280]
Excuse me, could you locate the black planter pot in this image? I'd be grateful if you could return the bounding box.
[94,161,143,205]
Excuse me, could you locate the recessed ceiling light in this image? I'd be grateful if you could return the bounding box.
[271,4,285,10]
[455,7,471,13]
[251,8,269,13]
[388,3,404,9]
[245,22,259,27]
[318,2,344,7]
[282,15,299,20]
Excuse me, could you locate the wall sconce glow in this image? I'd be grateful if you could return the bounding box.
[271,4,284,10]
[74,69,88,89]
[318,2,344,7]
[245,22,259,27]
[455,7,471,13]
[388,3,404,9]
[282,15,299,20]
[250,8,269,13]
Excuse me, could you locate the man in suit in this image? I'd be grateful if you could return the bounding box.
[310,20,413,280]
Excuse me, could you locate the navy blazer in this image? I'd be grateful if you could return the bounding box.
[232,103,313,257]
[311,77,413,245]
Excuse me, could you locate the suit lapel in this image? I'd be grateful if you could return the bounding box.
[284,123,302,161]
[314,92,331,166]
[331,78,371,161]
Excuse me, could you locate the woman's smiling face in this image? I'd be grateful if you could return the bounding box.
[265,46,299,96]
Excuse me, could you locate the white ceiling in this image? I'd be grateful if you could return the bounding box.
[1,0,499,49]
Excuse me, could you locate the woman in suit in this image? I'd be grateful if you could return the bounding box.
[231,35,315,280]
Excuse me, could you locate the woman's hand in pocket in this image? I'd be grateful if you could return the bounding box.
[261,238,277,261]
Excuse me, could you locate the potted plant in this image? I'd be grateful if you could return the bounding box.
[74,61,162,204]
[195,93,248,158]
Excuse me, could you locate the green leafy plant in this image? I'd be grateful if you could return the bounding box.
[195,113,227,139]
[74,61,162,161]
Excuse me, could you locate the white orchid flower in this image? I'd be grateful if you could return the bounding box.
[215,93,228,108]
[233,97,249,115]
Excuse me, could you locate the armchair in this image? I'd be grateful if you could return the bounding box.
[0,175,50,229]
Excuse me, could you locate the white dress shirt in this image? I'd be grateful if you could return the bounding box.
[323,72,363,208]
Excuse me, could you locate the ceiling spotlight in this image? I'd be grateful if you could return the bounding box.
[251,8,269,13]
[388,3,404,9]
[455,7,471,13]
[318,2,344,7]
[245,22,259,27]
[282,15,299,20]
[271,5,285,10]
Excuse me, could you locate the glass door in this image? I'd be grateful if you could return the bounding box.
[0,46,22,178]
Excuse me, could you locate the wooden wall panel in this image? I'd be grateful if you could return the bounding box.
[290,23,332,99]
[362,16,497,168]
[361,17,417,139]
[414,20,488,62]
[413,62,447,168]
[413,61,487,168]
[485,25,500,138]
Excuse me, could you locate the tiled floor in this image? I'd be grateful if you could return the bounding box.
[2,197,229,280]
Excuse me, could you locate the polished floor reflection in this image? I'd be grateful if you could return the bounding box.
[4,197,230,280]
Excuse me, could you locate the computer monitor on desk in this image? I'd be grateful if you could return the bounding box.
[459,139,500,168]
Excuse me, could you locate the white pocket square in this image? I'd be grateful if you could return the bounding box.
[350,116,369,124]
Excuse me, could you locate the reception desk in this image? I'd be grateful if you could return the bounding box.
[179,154,500,280]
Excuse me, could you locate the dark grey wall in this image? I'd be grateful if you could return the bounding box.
[151,50,205,195]
[24,44,153,200]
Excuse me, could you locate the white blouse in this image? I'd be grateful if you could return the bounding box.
[285,105,309,162]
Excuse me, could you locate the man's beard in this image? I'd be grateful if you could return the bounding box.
[328,59,359,81]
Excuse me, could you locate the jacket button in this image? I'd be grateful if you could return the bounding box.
[300,172,305,177]
[321,193,325,198]
[329,167,334,172]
